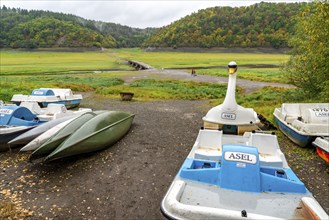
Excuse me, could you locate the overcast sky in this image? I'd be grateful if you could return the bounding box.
[1,0,309,28]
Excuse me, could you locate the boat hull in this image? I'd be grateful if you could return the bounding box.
[11,88,83,109]
[21,118,75,152]
[316,147,329,163]
[12,99,81,109]
[274,116,314,147]
[312,137,329,163]
[39,99,81,109]
[161,178,327,220]
[45,111,134,161]
[30,112,97,159]
[0,126,35,151]
[9,115,75,146]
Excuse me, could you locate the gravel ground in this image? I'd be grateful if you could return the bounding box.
[0,96,328,219]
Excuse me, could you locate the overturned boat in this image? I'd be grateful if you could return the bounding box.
[161,62,328,220]
[8,115,76,146]
[11,88,83,109]
[20,117,77,152]
[44,111,134,162]
[273,103,329,147]
[0,125,35,151]
[29,111,97,159]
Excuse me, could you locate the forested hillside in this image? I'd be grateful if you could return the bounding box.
[1,2,308,49]
[94,22,156,48]
[0,6,156,48]
[144,2,307,49]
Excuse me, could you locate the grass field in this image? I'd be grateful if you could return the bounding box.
[0,48,305,121]
[196,68,287,83]
[110,48,289,83]
[109,48,289,69]
[0,50,132,75]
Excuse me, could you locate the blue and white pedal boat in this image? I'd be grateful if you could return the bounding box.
[11,88,83,109]
[161,62,328,220]
[0,105,46,151]
[273,103,329,147]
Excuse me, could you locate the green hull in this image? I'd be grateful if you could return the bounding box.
[45,111,134,161]
[30,112,97,160]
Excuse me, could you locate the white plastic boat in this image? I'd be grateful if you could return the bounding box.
[161,62,328,220]
[0,105,46,150]
[11,88,83,109]
[273,103,329,147]
[20,102,91,121]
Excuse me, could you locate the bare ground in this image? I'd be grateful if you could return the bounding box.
[0,96,328,219]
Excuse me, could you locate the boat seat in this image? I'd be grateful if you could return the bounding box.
[282,104,301,123]
[20,102,43,115]
[248,133,284,167]
[194,129,223,161]
[44,104,67,115]
[195,147,222,161]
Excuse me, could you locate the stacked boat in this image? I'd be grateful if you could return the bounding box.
[0,101,91,150]
[161,62,328,219]
[1,92,135,160]
[8,111,134,161]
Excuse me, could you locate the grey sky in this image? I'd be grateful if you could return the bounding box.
[1,1,309,28]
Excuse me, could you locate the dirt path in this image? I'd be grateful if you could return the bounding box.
[0,98,328,219]
[121,69,295,94]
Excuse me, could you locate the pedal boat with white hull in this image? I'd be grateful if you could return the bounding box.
[20,102,91,121]
[161,62,328,220]
[273,103,329,147]
[11,88,83,109]
[0,105,46,150]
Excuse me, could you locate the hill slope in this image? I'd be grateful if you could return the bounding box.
[0,7,156,48]
[143,2,307,49]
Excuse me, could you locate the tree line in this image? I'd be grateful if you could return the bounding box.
[143,2,307,49]
[284,1,328,100]
[0,2,313,49]
[0,6,156,48]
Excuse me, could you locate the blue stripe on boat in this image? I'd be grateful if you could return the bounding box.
[274,116,314,147]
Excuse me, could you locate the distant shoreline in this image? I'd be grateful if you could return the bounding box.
[144,47,290,54]
[0,47,290,54]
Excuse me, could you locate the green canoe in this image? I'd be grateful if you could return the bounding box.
[30,111,98,160]
[45,111,135,161]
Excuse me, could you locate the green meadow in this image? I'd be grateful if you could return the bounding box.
[0,48,306,122]
[109,48,290,69]
[0,50,133,75]
[198,68,287,83]
[110,48,288,83]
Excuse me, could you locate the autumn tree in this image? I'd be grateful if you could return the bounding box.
[284,1,329,99]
